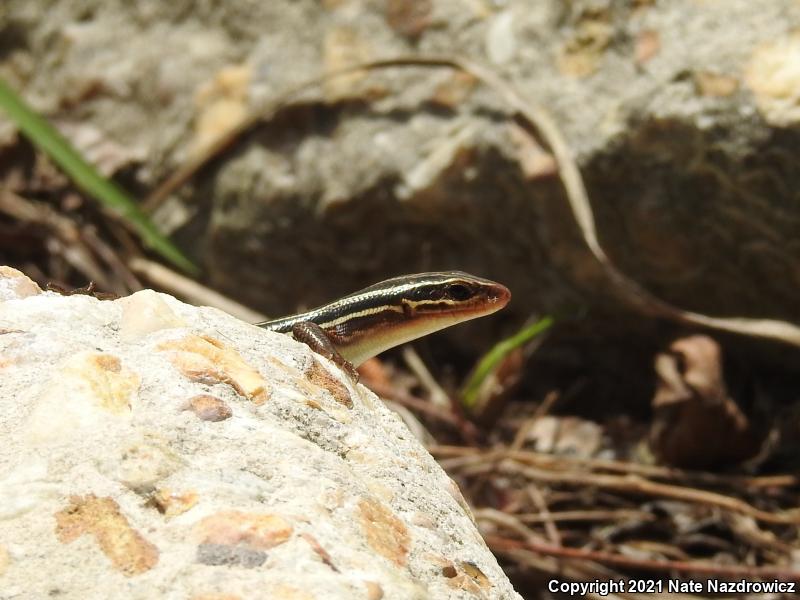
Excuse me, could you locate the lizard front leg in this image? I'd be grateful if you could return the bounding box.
[291,321,360,382]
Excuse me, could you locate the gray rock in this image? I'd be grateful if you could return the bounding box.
[3,0,799,381]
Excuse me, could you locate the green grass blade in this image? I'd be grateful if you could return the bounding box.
[0,77,198,275]
[461,315,554,411]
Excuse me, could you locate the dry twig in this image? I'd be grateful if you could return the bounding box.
[128,257,267,323]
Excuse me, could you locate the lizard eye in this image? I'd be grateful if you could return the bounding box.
[446,283,472,301]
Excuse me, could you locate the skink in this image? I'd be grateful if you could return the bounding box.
[256,271,511,378]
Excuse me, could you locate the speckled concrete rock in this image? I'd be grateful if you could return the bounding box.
[0,266,520,600]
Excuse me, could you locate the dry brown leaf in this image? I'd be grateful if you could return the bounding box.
[649,335,764,468]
